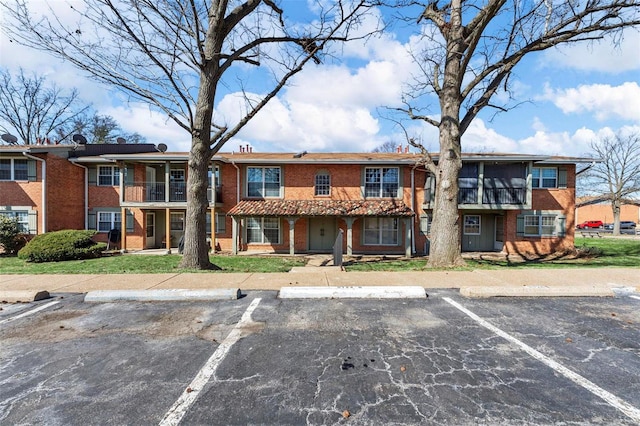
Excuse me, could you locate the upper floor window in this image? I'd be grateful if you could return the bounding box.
[365,167,399,198]
[532,167,557,188]
[315,171,330,196]
[247,167,281,198]
[0,159,28,181]
[170,169,185,182]
[98,165,120,186]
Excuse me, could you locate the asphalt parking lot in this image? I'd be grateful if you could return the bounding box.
[1,290,639,425]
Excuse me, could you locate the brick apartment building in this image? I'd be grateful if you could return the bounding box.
[1,142,592,257]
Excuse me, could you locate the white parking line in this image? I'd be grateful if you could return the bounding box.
[0,300,60,325]
[159,298,262,426]
[443,297,640,423]
[629,295,640,301]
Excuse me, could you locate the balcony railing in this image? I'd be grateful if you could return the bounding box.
[457,187,526,205]
[123,182,222,203]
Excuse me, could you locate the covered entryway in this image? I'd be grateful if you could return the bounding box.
[145,212,156,248]
[494,215,505,251]
[309,217,337,252]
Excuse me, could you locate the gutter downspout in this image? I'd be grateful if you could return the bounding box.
[410,167,416,255]
[23,153,46,233]
[70,161,89,230]
[232,160,241,254]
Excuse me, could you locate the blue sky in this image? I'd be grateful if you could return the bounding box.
[1,1,638,157]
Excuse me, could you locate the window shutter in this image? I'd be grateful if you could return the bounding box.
[558,168,567,188]
[216,212,226,234]
[126,210,134,232]
[556,216,566,237]
[28,210,38,234]
[124,165,134,185]
[88,167,97,185]
[516,215,525,237]
[88,211,97,229]
[27,160,37,181]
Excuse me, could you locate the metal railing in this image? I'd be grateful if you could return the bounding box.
[123,182,222,203]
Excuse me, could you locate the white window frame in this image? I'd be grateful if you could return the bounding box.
[0,210,29,233]
[363,217,399,246]
[315,171,331,196]
[246,217,280,244]
[97,211,121,232]
[170,212,185,231]
[532,167,557,189]
[0,158,28,181]
[247,167,281,198]
[365,167,399,198]
[463,215,481,235]
[524,214,557,237]
[98,165,120,186]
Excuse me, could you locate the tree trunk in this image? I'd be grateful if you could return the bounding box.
[612,199,621,236]
[427,1,466,268]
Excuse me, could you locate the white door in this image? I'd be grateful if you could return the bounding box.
[146,212,156,248]
[494,216,504,251]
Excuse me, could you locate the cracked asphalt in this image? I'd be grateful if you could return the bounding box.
[1,290,639,425]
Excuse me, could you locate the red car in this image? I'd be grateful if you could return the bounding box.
[576,220,603,229]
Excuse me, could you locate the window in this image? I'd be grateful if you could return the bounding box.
[315,172,330,196]
[97,211,121,232]
[98,166,120,186]
[0,211,30,233]
[519,213,564,237]
[363,217,399,245]
[0,159,29,181]
[206,212,227,234]
[365,167,399,198]
[463,215,481,235]
[246,217,280,244]
[247,167,281,197]
[170,212,184,231]
[532,167,557,188]
[170,169,185,182]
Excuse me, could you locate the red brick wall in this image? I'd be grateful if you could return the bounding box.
[576,203,639,224]
[45,154,85,231]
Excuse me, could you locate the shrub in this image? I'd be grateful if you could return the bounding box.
[0,215,27,255]
[18,230,106,263]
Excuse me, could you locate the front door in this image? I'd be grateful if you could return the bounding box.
[494,215,504,251]
[309,217,336,252]
[146,212,156,248]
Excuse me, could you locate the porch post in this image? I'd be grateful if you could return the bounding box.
[287,217,298,255]
[165,207,171,254]
[232,216,239,255]
[344,217,355,256]
[164,161,170,203]
[210,207,216,252]
[404,217,412,257]
[478,162,484,206]
[120,207,127,252]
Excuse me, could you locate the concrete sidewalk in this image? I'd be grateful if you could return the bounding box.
[1,268,638,301]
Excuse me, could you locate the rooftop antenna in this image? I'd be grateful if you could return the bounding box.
[1,133,18,144]
[116,137,126,144]
[157,143,168,152]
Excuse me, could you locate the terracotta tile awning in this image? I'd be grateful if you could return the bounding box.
[227,199,414,217]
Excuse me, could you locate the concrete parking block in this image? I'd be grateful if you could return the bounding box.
[278,286,427,299]
[460,285,615,298]
[0,290,51,303]
[84,288,241,302]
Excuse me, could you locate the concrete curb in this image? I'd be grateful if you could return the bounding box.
[84,288,241,302]
[278,286,427,299]
[0,290,50,303]
[460,285,615,298]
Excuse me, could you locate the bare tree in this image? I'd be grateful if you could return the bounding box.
[2,0,379,269]
[580,133,640,235]
[0,68,91,144]
[66,114,147,144]
[392,0,640,267]
[372,140,402,152]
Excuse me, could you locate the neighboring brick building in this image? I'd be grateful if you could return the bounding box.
[575,197,640,226]
[1,143,593,257]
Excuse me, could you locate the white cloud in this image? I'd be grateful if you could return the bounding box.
[540,82,640,121]
[461,119,519,153]
[542,30,640,73]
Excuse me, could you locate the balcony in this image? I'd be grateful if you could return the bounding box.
[457,187,527,206]
[123,182,222,203]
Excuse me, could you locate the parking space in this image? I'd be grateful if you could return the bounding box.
[1,291,639,425]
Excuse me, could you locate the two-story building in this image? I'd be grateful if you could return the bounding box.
[1,142,590,257]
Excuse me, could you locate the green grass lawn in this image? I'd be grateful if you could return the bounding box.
[0,253,305,274]
[1,237,637,274]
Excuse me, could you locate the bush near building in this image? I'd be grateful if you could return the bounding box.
[18,230,106,263]
[0,215,27,255]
